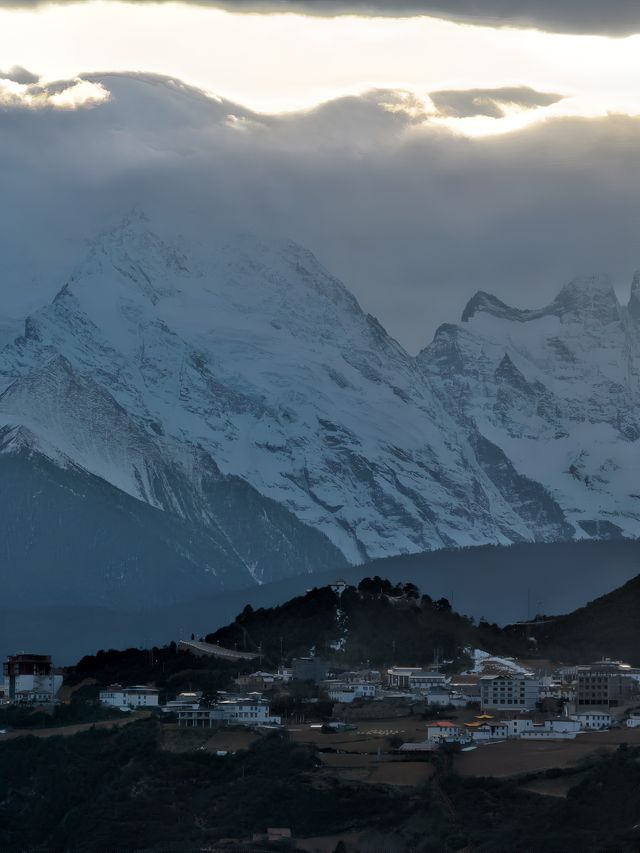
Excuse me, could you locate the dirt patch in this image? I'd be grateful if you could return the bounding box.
[161,724,260,753]
[0,710,148,741]
[454,739,606,778]
[318,752,434,787]
[522,771,589,798]
[56,678,97,703]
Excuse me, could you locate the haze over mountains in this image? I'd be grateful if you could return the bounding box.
[1,208,640,636]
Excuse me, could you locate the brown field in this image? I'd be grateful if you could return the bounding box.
[161,723,261,753]
[318,751,434,786]
[454,728,640,778]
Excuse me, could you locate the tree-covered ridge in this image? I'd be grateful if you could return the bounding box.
[532,573,640,664]
[205,573,640,668]
[205,578,524,669]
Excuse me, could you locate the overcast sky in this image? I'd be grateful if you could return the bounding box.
[1,2,640,352]
[3,1,640,36]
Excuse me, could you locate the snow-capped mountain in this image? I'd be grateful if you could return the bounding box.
[419,275,640,540]
[0,212,636,608]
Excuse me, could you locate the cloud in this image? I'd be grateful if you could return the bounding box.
[0,68,109,108]
[429,86,564,119]
[1,1,640,36]
[2,71,640,356]
[0,65,39,84]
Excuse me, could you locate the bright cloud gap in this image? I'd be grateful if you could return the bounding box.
[0,69,628,140]
[1,3,640,120]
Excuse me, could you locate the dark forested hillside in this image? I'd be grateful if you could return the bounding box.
[205,571,640,669]
[206,578,526,668]
[532,574,640,664]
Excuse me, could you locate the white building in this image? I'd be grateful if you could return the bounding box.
[547,718,582,734]
[162,692,202,713]
[426,721,466,744]
[178,695,281,728]
[387,667,448,691]
[99,684,159,709]
[424,688,472,707]
[217,696,281,726]
[466,721,509,741]
[324,681,377,703]
[504,718,535,737]
[570,711,614,730]
[480,675,541,710]
[3,654,63,704]
[521,728,578,740]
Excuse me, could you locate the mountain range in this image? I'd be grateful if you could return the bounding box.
[1,211,639,619]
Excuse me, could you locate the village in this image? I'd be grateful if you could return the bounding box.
[4,642,640,765]
[5,633,640,851]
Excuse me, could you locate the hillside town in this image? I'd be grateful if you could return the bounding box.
[5,644,640,755]
[5,580,640,853]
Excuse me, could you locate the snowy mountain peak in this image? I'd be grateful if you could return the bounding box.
[71,212,191,305]
[2,216,639,607]
[553,274,620,324]
[461,291,514,323]
[462,274,620,329]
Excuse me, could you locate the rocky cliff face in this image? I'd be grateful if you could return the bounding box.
[419,273,640,541]
[0,213,635,607]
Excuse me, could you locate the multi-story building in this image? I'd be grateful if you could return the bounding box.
[323,680,377,703]
[3,653,63,703]
[177,695,281,728]
[480,675,541,710]
[576,661,636,708]
[386,667,448,691]
[162,692,202,713]
[235,671,277,691]
[216,696,282,726]
[99,684,159,709]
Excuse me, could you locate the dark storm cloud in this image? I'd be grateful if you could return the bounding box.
[2,72,640,354]
[2,0,640,36]
[429,87,563,119]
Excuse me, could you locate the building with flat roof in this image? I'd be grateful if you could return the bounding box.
[576,661,636,708]
[99,685,159,709]
[3,653,63,703]
[387,667,448,691]
[480,675,541,710]
[177,695,281,728]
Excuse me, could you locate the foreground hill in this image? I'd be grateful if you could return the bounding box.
[3,720,640,852]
